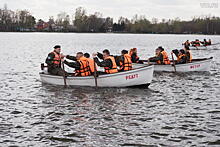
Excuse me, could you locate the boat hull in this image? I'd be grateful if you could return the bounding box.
[189,44,219,50]
[137,57,212,72]
[40,65,154,87]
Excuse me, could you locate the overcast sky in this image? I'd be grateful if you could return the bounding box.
[1,0,220,22]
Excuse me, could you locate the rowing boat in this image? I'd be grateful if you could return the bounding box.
[188,44,219,50]
[40,65,154,87]
[138,57,212,72]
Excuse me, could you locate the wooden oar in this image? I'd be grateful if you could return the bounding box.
[171,53,176,72]
[93,59,98,88]
[62,62,67,87]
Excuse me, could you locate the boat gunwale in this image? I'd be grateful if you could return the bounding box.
[152,57,213,68]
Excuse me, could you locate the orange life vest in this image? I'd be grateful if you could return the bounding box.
[52,51,62,65]
[75,57,91,76]
[104,56,118,74]
[177,54,186,62]
[161,51,171,65]
[120,54,132,71]
[86,58,96,73]
[195,41,200,46]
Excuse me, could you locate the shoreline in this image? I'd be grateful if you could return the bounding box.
[0,31,219,36]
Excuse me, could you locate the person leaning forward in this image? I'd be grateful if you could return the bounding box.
[93,49,118,74]
[64,52,91,76]
[45,45,66,76]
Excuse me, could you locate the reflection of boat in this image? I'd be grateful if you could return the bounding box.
[188,44,220,50]
[138,57,212,72]
[40,65,154,87]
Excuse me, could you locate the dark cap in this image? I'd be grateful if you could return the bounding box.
[121,50,128,54]
[84,53,90,58]
[157,46,164,51]
[54,45,61,49]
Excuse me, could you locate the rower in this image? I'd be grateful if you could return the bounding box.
[84,53,96,74]
[64,52,91,76]
[45,45,66,76]
[183,40,191,46]
[184,46,192,63]
[194,39,201,46]
[129,48,140,63]
[119,50,132,72]
[93,49,118,74]
[148,46,170,65]
[172,49,187,64]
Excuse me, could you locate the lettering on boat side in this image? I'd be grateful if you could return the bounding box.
[190,64,201,69]
[126,74,139,80]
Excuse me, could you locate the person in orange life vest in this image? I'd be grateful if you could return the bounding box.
[160,47,171,64]
[129,48,140,63]
[149,47,170,65]
[183,40,191,47]
[64,52,91,76]
[119,50,132,72]
[148,48,163,64]
[184,46,192,63]
[84,53,97,74]
[45,45,66,76]
[93,49,118,74]
[172,49,187,64]
[192,39,201,47]
[201,39,209,46]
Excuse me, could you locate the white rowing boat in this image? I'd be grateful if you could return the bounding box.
[39,65,154,87]
[137,57,212,72]
[188,44,219,50]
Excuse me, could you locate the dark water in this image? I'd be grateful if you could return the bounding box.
[0,33,220,147]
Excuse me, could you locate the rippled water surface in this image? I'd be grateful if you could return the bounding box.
[0,33,220,147]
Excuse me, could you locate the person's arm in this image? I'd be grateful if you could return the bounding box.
[66,55,77,61]
[94,57,112,68]
[97,52,104,60]
[149,54,163,62]
[45,53,55,66]
[64,60,80,68]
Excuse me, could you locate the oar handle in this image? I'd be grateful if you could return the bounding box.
[171,53,176,72]
[62,61,67,87]
[93,59,98,88]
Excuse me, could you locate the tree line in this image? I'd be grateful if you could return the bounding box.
[1,5,220,34]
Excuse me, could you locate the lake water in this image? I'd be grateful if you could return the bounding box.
[0,33,220,146]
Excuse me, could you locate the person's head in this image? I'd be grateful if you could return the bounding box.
[157,46,164,52]
[54,45,61,53]
[103,49,110,58]
[76,52,84,60]
[204,39,207,42]
[179,49,185,55]
[209,39,211,42]
[121,50,128,55]
[155,48,160,55]
[133,48,137,53]
[84,53,90,58]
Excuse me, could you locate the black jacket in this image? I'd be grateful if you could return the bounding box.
[149,53,163,63]
[45,52,61,68]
